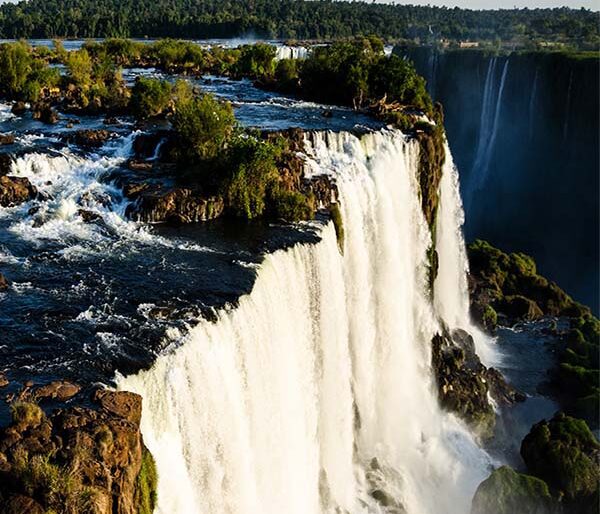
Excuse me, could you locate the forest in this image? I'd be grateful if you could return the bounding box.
[0,0,597,49]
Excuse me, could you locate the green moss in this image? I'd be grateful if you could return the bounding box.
[135,448,158,514]
[329,203,344,252]
[481,304,498,330]
[521,413,600,502]
[471,466,553,514]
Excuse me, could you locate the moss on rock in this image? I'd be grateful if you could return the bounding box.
[471,466,554,514]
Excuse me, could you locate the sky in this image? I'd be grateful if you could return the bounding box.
[0,0,597,7]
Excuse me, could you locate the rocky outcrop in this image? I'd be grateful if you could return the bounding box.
[0,390,157,514]
[471,466,554,514]
[0,175,37,207]
[63,129,114,149]
[31,103,58,125]
[0,273,9,291]
[432,328,524,439]
[126,186,225,224]
[0,134,15,146]
[521,412,600,510]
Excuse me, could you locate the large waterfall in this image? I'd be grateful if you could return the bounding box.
[118,130,495,514]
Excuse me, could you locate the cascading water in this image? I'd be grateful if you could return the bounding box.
[468,58,510,209]
[118,129,495,514]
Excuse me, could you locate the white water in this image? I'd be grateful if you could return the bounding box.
[468,58,510,208]
[275,45,309,60]
[119,129,495,514]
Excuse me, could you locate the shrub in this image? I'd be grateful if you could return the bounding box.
[274,58,299,92]
[223,136,279,219]
[10,401,43,428]
[66,49,93,89]
[233,43,276,80]
[130,77,173,119]
[172,93,236,162]
[270,188,314,222]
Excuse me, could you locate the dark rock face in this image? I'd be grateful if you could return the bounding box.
[471,466,554,514]
[0,154,13,176]
[521,412,600,510]
[0,176,37,207]
[0,390,157,514]
[432,328,524,438]
[127,187,225,224]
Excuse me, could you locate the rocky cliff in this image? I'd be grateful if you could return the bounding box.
[397,46,600,314]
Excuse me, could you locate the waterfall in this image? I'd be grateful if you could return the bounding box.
[468,58,510,208]
[118,130,494,514]
[563,70,574,142]
[275,45,309,60]
[528,68,539,141]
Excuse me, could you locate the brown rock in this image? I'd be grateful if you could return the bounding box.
[0,133,15,146]
[0,273,9,292]
[77,209,103,223]
[93,389,142,425]
[0,176,37,206]
[127,188,224,224]
[10,102,26,116]
[32,103,58,125]
[0,373,8,387]
[65,129,112,148]
[127,159,154,172]
[33,380,81,402]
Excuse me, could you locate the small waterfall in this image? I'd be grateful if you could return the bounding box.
[468,57,510,208]
[275,45,309,60]
[426,48,439,98]
[119,130,494,514]
[528,68,539,141]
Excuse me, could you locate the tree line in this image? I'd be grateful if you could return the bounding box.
[0,0,597,49]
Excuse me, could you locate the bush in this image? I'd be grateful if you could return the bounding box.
[172,93,236,162]
[130,77,173,119]
[233,43,276,80]
[224,136,279,219]
[274,58,299,92]
[10,401,43,429]
[270,188,314,222]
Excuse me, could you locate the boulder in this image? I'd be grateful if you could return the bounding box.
[32,103,58,125]
[0,133,15,146]
[64,129,112,148]
[93,389,142,425]
[0,176,37,207]
[127,188,225,224]
[471,466,554,514]
[33,380,81,402]
[521,412,600,506]
[77,209,103,223]
[0,373,8,387]
[10,101,27,116]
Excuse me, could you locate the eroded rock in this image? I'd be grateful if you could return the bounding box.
[0,176,37,207]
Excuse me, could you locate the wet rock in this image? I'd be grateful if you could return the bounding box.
[123,181,154,200]
[3,495,45,514]
[322,109,333,118]
[77,209,103,223]
[0,374,8,387]
[10,101,27,116]
[0,153,13,176]
[33,380,81,402]
[127,188,225,224]
[103,116,120,125]
[432,328,524,439]
[0,273,9,292]
[32,103,58,125]
[132,131,172,160]
[0,176,37,207]
[0,133,15,146]
[64,129,112,148]
[127,159,154,172]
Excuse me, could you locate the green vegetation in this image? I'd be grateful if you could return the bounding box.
[135,448,158,514]
[467,239,599,426]
[471,466,553,514]
[10,401,44,429]
[329,203,344,251]
[172,93,236,163]
[300,37,431,113]
[521,413,599,505]
[233,43,276,80]
[0,0,596,50]
[130,77,172,119]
